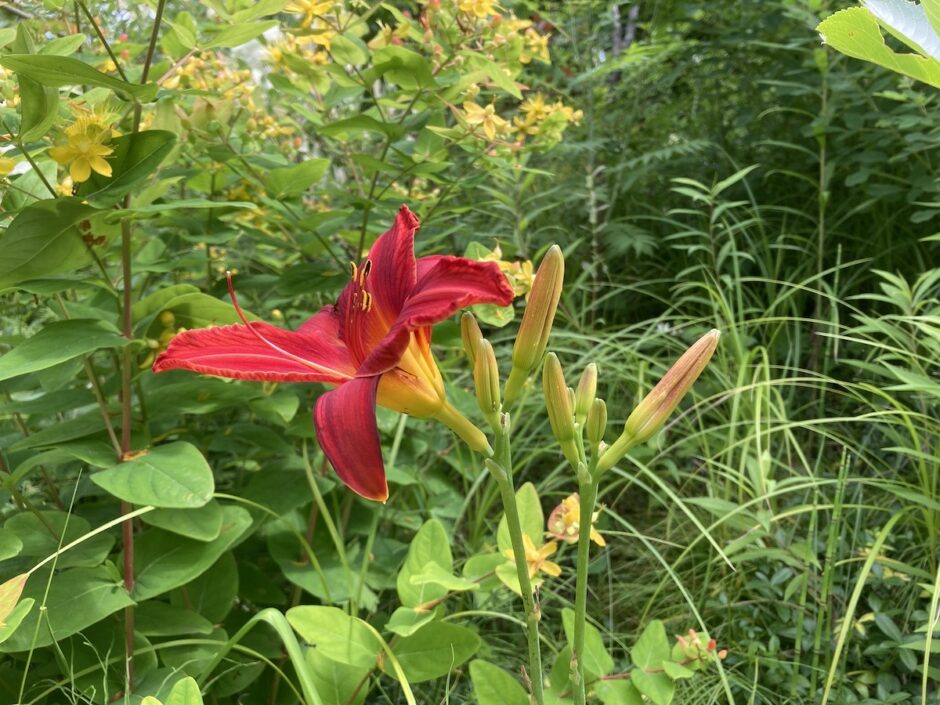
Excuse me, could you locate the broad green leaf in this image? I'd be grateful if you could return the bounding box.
[0,198,98,290]
[372,46,434,88]
[135,601,214,637]
[561,608,614,680]
[0,54,157,100]
[165,676,204,705]
[141,500,224,541]
[4,510,114,569]
[925,0,940,38]
[465,52,522,98]
[630,620,674,705]
[318,115,404,139]
[0,319,125,382]
[497,482,543,553]
[169,551,239,623]
[143,291,256,337]
[286,606,381,669]
[266,158,330,198]
[595,680,644,705]
[91,442,214,509]
[387,621,480,683]
[232,0,292,22]
[8,412,106,452]
[330,33,367,64]
[0,574,28,628]
[661,660,696,679]
[82,130,177,207]
[133,284,201,324]
[0,599,34,646]
[469,660,529,705]
[0,529,22,561]
[409,562,478,592]
[38,33,86,56]
[132,506,252,600]
[305,649,369,705]
[865,0,940,59]
[0,565,134,652]
[203,21,278,48]
[385,606,437,637]
[396,518,453,608]
[108,199,257,222]
[0,27,15,49]
[18,75,58,142]
[818,7,940,88]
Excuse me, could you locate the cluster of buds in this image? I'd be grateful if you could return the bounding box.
[674,628,727,667]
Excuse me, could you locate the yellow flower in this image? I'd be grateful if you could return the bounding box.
[0,156,16,178]
[49,134,113,183]
[285,0,335,27]
[503,534,561,579]
[462,101,510,141]
[56,176,75,197]
[521,28,550,64]
[65,105,115,142]
[458,0,497,19]
[521,93,552,121]
[482,245,535,298]
[547,493,606,548]
[553,100,583,125]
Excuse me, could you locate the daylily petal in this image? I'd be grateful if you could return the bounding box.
[314,376,388,501]
[363,204,420,317]
[154,318,355,383]
[355,256,512,378]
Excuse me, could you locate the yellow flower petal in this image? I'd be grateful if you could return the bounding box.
[88,155,112,177]
[49,145,76,165]
[69,157,91,183]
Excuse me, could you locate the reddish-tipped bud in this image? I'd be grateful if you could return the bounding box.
[504,245,564,405]
[597,330,720,474]
[474,339,501,425]
[543,353,579,467]
[574,363,597,425]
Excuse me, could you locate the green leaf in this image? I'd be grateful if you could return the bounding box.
[661,660,696,679]
[142,500,225,541]
[232,0,292,22]
[0,54,157,100]
[409,561,478,592]
[0,565,135,652]
[561,608,614,680]
[497,482,543,553]
[203,20,278,48]
[18,75,58,142]
[0,198,98,290]
[4,510,114,569]
[0,529,22,561]
[286,606,381,669]
[372,46,434,88]
[396,518,453,608]
[0,574,28,629]
[132,506,252,600]
[0,599,34,646]
[465,52,522,98]
[169,551,238,623]
[385,606,438,637]
[108,199,257,222]
[818,7,940,88]
[266,158,330,198]
[38,33,87,56]
[318,115,404,139]
[630,620,674,705]
[387,621,480,683]
[305,649,370,705]
[91,442,214,509]
[82,130,177,207]
[0,319,125,382]
[470,660,529,705]
[0,27,16,49]
[330,33,367,64]
[165,676,204,705]
[595,680,644,705]
[135,601,214,637]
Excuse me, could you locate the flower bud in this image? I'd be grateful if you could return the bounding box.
[586,398,606,449]
[461,312,483,367]
[597,330,720,474]
[542,353,579,467]
[574,363,597,425]
[504,245,564,405]
[474,339,501,424]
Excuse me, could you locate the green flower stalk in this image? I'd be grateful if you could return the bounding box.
[596,329,720,474]
[504,245,564,406]
[543,353,580,467]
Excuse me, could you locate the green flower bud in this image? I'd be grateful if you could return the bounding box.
[597,329,720,474]
[586,398,607,449]
[574,363,597,425]
[543,353,579,467]
[504,245,564,405]
[461,312,483,367]
[474,338,501,424]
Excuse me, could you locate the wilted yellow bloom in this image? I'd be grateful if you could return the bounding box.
[0,156,15,178]
[547,493,606,547]
[462,101,510,141]
[49,134,113,182]
[458,0,497,19]
[504,534,561,579]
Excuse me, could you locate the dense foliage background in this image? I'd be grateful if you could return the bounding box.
[0,1,938,704]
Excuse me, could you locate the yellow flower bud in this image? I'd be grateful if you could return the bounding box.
[574,363,597,425]
[474,339,501,424]
[543,353,579,467]
[586,398,606,449]
[504,244,564,405]
[461,312,483,367]
[597,330,720,474]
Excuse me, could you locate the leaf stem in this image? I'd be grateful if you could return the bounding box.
[571,477,599,705]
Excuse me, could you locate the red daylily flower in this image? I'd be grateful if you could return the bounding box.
[153,205,514,501]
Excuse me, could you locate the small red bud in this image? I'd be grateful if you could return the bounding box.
[707,638,717,651]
